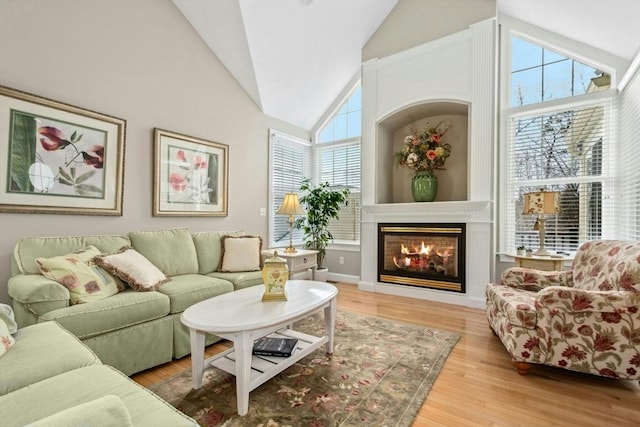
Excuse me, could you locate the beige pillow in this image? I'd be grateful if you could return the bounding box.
[94,247,169,291]
[0,319,15,358]
[219,235,263,272]
[36,246,122,305]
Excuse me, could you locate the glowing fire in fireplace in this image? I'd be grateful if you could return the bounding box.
[392,241,454,274]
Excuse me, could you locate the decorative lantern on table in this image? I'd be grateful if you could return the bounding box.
[261,251,289,301]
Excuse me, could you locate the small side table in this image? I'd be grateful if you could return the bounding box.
[261,249,318,279]
[512,254,573,271]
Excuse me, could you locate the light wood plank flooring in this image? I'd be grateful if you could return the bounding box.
[133,283,640,426]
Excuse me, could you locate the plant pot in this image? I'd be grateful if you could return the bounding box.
[313,267,329,282]
[412,171,437,202]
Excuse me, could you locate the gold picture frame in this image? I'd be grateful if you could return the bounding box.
[153,128,228,217]
[0,85,126,215]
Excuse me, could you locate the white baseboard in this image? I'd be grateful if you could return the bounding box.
[327,272,359,284]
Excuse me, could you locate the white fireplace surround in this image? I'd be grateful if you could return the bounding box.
[359,19,495,309]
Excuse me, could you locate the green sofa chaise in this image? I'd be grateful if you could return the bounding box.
[8,227,263,375]
[0,318,197,426]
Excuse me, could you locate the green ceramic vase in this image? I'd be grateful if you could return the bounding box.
[412,171,437,202]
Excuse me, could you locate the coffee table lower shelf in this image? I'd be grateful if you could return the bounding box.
[207,329,327,393]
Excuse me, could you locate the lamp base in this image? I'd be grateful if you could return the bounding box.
[283,246,297,254]
[534,216,550,256]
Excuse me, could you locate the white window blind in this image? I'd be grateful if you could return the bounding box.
[317,140,361,242]
[269,130,311,249]
[618,68,640,240]
[503,93,617,253]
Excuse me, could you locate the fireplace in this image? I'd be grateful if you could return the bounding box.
[378,223,466,292]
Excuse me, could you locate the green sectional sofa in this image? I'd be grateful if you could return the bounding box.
[8,228,263,375]
[0,320,197,426]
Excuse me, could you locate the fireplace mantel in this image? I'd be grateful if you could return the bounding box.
[362,201,491,224]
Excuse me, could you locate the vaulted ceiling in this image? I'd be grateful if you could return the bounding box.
[173,0,640,132]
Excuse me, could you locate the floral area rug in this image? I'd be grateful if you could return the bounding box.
[149,311,459,426]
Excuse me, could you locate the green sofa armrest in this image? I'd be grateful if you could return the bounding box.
[25,395,133,427]
[8,274,69,304]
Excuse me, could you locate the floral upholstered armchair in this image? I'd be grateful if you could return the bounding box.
[486,240,640,380]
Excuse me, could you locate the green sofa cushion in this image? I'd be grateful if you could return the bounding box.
[129,228,198,276]
[192,230,240,274]
[26,395,133,427]
[39,290,170,339]
[12,235,130,275]
[0,322,100,396]
[208,271,263,290]
[0,365,197,427]
[155,274,234,313]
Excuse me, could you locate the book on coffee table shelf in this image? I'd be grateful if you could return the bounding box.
[252,337,299,357]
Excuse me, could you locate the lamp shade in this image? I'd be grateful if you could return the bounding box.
[277,193,305,216]
[522,190,560,215]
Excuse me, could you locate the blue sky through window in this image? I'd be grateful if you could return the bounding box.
[319,86,361,143]
[511,36,605,107]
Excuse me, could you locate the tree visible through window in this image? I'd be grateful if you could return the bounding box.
[505,36,614,253]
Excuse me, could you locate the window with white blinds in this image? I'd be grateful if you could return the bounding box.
[499,25,627,255]
[315,83,362,244]
[618,68,640,240]
[317,140,361,242]
[503,93,618,253]
[269,130,311,249]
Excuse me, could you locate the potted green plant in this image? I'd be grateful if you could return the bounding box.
[516,245,526,256]
[295,178,350,281]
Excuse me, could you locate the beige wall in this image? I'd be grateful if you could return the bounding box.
[363,0,496,61]
[0,0,307,303]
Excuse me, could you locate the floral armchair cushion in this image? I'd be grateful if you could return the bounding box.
[486,239,640,380]
[570,240,640,292]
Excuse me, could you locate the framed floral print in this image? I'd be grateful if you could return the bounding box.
[153,128,228,217]
[0,85,126,215]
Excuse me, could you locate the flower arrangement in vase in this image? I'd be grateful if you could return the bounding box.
[395,120,453,202]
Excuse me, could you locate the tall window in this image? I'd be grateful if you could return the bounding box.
[618,68,640,241]
[501,35,616,254]
[269,130,311,249]
[315,85,362,243]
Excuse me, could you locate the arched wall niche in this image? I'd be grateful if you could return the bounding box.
[376,100,470,204]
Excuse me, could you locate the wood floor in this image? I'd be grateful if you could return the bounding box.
[133,283,640,426]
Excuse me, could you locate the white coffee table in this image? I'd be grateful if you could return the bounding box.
[181,280,337,416]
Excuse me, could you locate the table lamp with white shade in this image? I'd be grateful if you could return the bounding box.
[276,193,305,254]
[522,190,560,256]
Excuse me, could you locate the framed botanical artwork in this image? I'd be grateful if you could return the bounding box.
[0,85,126,215]
[153,128,228,217]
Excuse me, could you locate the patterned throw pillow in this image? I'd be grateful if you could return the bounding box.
[36,246,122,305]
[219,235,263,272]
[0,304,17,335]
[0,319,15,358]
[93,247,170,291]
